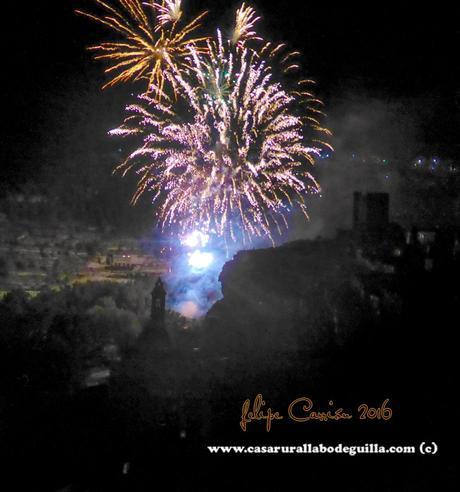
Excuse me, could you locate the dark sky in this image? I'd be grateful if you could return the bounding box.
[2,1,458,183]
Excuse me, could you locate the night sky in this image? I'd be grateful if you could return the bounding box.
[2,1,458,184]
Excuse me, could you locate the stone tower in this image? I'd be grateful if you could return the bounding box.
[151,277,166,325]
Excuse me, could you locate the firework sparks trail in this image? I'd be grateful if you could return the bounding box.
[229,3,332,150]
[231,3,262,46]
[154,0,183,26]
[111,30,330,244]
[229,4,304,77]
[76,0,208,97]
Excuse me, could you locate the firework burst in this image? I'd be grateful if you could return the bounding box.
[231,3,262,47]
[154,0,183,26]
[76,0,208,96]
[228,4,332,153]
[111,33,328,244]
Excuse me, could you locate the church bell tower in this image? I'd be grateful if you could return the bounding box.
[151,277,166,325]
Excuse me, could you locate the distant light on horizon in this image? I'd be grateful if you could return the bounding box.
[177,301,201,318]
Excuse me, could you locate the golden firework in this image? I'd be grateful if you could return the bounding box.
[231,2,262,46]
[76,0,208,97]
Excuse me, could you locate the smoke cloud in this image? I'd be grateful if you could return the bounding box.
[288,91,425,240]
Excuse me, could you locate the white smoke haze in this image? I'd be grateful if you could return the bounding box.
[288,91,425,240]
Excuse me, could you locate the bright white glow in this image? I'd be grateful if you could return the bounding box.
[182,231,210,248]
[188,250,214,269]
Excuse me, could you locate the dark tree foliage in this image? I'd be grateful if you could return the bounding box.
[0,280,154,396]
